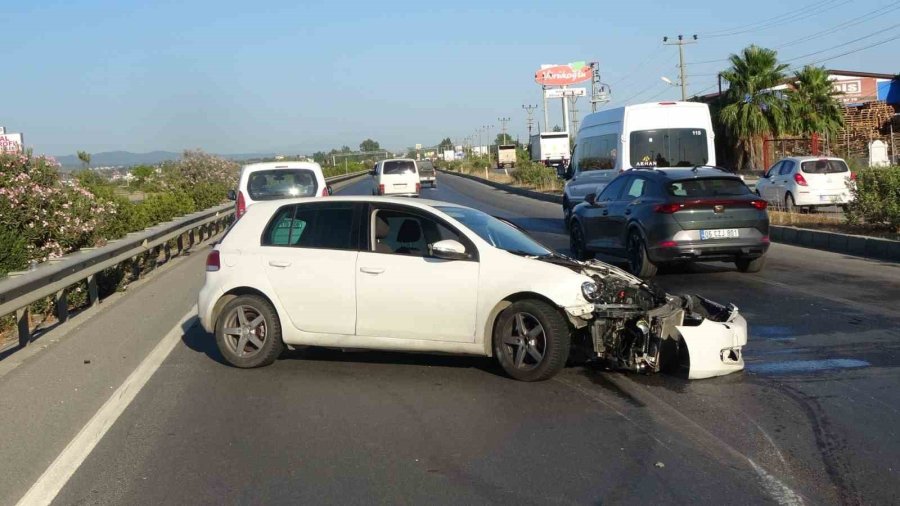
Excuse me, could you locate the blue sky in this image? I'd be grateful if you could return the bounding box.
[2,0,898,156]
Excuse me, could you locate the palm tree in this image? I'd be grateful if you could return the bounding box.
[719,45,789,171]
[787,65,844,152]
[76,150,91,169]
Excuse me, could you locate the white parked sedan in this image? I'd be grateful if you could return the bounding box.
[756,156,854,211]
[199,196,748,381]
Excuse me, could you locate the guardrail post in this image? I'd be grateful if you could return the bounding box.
[16,307,30,347]
[86,274,99,307]
[163,241,172,263]
[131,255,142,280]
[177,234,185,255]
[55,289,69,323]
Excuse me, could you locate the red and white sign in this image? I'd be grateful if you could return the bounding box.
[831,76,878,104]
[535,63,592,86]
[0,132,24,154]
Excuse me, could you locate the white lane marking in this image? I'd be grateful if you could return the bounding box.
[16,306,197,506]
[749,459,805,506]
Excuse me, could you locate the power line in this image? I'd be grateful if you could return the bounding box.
[801,32,900,66]
[703,0,844,38]
[782,23,900,63]
[775,1,900,50]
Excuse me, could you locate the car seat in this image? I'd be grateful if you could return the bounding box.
[394,219,423,255]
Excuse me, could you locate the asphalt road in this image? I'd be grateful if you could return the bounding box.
[2,173,898,505]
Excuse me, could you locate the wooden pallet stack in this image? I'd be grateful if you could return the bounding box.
[836,101,895,158]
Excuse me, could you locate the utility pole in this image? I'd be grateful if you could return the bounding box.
[497,117,510,144]
[663,34,698,101]
[589,61,610,112]
[569,95,580,134]
[522,104,538,139]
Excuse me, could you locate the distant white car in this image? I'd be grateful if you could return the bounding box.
[371,158,421,197]
[229,162,329,219]
[756,156,854,211]
[199,196,748,381]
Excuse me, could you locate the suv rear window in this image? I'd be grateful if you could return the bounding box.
[382,160,416,175]
[801,159,849,174]
[246,169,318,200]
[417,161,435,173]
[667,178,750,197]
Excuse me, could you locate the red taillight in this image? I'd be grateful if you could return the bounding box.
[761,236,771,244]
[415,182,421,193]
[378,184,385,195]
[206,250,220,272]
[321,187,329,197]
[750,200,768,210]
[659,240,678,248]
[794,173,808,186]
[236,191,247,218]
[654,203,684,214]
[850,172,857,181]
[658,102,676,105]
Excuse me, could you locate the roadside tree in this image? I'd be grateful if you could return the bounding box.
[787,65,844,146]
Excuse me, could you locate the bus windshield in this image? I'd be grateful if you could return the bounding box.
[630,128,708,168]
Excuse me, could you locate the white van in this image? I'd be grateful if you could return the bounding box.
[230,162,329,219]
[562,101,717,218]
[371,158,421,197]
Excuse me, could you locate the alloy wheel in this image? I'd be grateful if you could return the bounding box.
[221,305,268,359]
[500,312,546,371]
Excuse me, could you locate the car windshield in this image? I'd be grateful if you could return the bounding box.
[801,159,849,174]
[667,177,750,197]
[383,160,416,175]
[630,128,709,167]
[436,206,551,257]
[246,169,318,200]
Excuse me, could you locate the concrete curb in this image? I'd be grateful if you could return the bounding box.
[439,169,563,204]
[440,169,900,263]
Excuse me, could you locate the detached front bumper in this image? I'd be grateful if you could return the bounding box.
[677,311,747,379]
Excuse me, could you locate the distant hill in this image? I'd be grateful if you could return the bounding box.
[55,151,278,170]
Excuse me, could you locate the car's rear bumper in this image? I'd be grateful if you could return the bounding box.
[382,192,419,197]
[793,191,852,206]
[648,240,769,263]
[420,176,435,182]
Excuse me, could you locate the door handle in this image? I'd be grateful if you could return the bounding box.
[267,260,291,268]
[360,267,385,274]
[602,210,609,216]
[625,209,632,215]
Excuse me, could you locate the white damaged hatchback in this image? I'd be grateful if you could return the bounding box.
[199,196,747,381]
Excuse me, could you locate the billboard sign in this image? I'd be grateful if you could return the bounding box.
[831,76,879,105]
[544,87,587,99]
[534,62,592,86]
[0,132,23,154]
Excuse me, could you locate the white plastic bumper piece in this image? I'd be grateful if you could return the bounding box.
[677,312,748,379]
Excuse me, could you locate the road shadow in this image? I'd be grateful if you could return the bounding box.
[180,320,229,365]
[282,346,503,376]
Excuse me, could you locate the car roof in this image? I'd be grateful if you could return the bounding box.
[629,167,742,181]
[241,161,323,172]
[243,196,466,215]
[379,158,416,163]
[781,156,846,162]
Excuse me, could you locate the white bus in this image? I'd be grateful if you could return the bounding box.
[562,101,717,218]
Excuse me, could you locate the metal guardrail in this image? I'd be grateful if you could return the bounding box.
[0,169,368,353]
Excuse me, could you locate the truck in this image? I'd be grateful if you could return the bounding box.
[496,144,517,169]
[530,132,571,169]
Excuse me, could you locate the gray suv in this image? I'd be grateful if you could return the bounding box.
[568,167,769,277]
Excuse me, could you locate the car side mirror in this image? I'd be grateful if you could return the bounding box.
[584,193,597,206]
[370,169,377,176]
[227,189,236,201]
[326,185,334,196]
[429,239,468,260]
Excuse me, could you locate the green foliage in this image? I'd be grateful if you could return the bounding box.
[845,166,900,232]
[0,224,29,275]
[787,65,844,139]
[719,45,789,170]
[495,133,514,145]
[511,161,559,188]
[77,150,91,168]
[438,137,454,151]
[359,139,380,152]
[138,191,197,224]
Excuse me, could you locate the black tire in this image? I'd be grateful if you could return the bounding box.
[215,295,283,368]
[626,231,658,278]
[493,300,570,382]
[432,181,437,189]
[735,255,766,273]
[569,220,591,260]
[562,197,570,220]
[785,193,796,213]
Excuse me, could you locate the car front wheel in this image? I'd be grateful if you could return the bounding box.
[493,300,570,382]
[569,220,590,260]
[215,295,283,368]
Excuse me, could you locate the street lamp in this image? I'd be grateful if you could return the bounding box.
[661,76,675,86]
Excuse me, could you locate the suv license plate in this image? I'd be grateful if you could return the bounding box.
[700,229,739,240]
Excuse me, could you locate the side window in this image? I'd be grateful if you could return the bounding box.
[598,176,629,201]
[779,161,795,175]
[625,177,646,198]
[372,209,464,257]
[580,133,618,171]
[261,204,355,250]
[765,162,782,178]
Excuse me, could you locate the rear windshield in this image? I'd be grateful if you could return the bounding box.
[666,178,750,197]
[246,169,318,200]
[383,160,417,175]
[801,159,849,174]
[630,128,709,167]
[418,161,435,173]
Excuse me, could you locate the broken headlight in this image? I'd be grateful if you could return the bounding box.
[581,281,601,302]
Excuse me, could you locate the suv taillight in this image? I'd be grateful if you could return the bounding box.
[378,184,385,195]
[206,250,221,272]
[750,200,768,210]
[654,203,684,214]
[236,191,247,218]
[794,173,808,186]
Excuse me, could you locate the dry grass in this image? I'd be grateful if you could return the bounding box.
[769,210,899,240]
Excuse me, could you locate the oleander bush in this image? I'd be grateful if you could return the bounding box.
[845,166,900,232]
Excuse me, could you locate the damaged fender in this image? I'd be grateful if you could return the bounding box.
[678,311,748,379]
